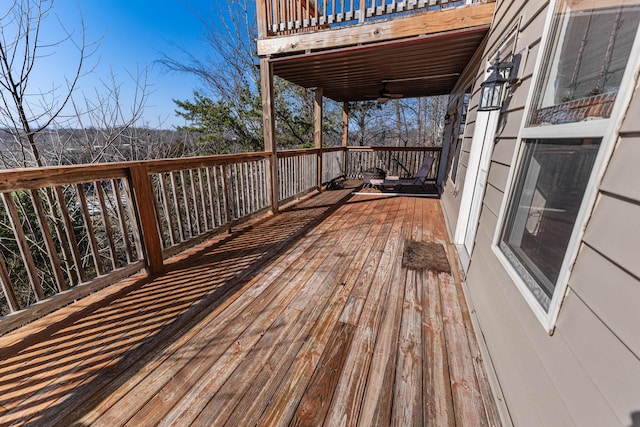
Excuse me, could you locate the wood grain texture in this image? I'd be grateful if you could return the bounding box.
[128,165,164,275]
[257,2,495,55]
[0,189,500,426]
[290,322,355,426]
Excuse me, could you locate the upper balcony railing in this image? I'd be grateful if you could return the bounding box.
[259,0,487,37]
[0,145,440,334]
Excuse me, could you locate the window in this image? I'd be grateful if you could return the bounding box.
[529,1,640,126]
[448,90,471,184]
[496,0,640,321]
[499,138,600,310]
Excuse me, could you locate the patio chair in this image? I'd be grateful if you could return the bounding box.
[382,156,435,189]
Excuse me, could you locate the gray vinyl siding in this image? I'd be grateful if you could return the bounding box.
[441,0,640,425]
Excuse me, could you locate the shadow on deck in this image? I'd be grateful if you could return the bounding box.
[0,182,501,426]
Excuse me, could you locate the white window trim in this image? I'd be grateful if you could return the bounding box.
[491,0,640,334]
[454,31,519,244]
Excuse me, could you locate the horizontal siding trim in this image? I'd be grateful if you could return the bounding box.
[569,244,640,359]
[583,194,640,279]
[558,291,640,426]
[600,136,640,203]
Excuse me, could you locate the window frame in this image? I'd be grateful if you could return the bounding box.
[447,89,472,187]
[491,0,640,333]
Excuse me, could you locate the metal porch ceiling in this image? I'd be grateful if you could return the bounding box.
[269,26,489,102]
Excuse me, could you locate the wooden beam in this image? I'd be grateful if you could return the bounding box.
[315,87,323,189]
[128,165,164,275]
[342,101,349,147]
[257,2,495,56]
[260,58,279,214]
[342,101,349,177]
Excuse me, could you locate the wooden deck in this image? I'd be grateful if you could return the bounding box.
[0,182,500,426]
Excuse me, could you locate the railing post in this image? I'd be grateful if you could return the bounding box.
[315,87,323,189]
[342,101,349,178]
[256,0,269,39]
[128,164,164,275]
[260,57,279,214]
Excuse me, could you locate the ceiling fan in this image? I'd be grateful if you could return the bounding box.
[377,81,403,103]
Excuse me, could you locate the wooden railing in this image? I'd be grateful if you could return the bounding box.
[0,146,439,331]
[0,154,275,332]
[146,154,271,258]
[277,149,318,202]
[0,163,147,331]
[260,0,485,35]
[322,147,345,183]
[345,146,441,181]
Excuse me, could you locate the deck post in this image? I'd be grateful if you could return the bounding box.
[342,101,349,178]
[315,87,323,190]
[128,164,164,275]
[260,57,279,214]
[256,0,268,39]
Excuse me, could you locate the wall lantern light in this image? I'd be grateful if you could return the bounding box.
[478,53,521,112]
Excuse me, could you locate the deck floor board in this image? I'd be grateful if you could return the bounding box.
[0,184,501,426]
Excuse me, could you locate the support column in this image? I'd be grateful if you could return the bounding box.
[129,165,164,275]
[315,87,323,190]
[341,101,349,178]
[260,57,279,214]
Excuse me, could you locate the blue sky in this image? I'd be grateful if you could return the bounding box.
[26,1,218,128]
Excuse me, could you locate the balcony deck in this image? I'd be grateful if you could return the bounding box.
[0,182,500,426]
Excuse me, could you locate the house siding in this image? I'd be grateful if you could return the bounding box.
[441,0,640,425]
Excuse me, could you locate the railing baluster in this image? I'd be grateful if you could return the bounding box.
[159,173,177,247]
[29,189,67,292]
[95,181,118,270]
[222,164,233,223]
[213,166,224,226]
[234,163,242,218]
[198,169,209,231]
[179,171,193,238]
[76,184,104,277]
[112,179,135,263]
[241,162,249,215]
[246,162,253,214]
[0,254,19,312]
[122,179,145,263]
[1,192,45,301]
[188,169,201,236]
[169,172,185,243]
[55,186,86,284]
[204,168,214,230]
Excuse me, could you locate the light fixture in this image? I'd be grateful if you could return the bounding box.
[377,81,403,103]
[478,53,521,112]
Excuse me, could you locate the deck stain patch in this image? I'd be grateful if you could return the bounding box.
[402,240,451,273]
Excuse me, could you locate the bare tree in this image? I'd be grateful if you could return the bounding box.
[0,0,93,167]
[159,0,341,152]
[0,0,158,168]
